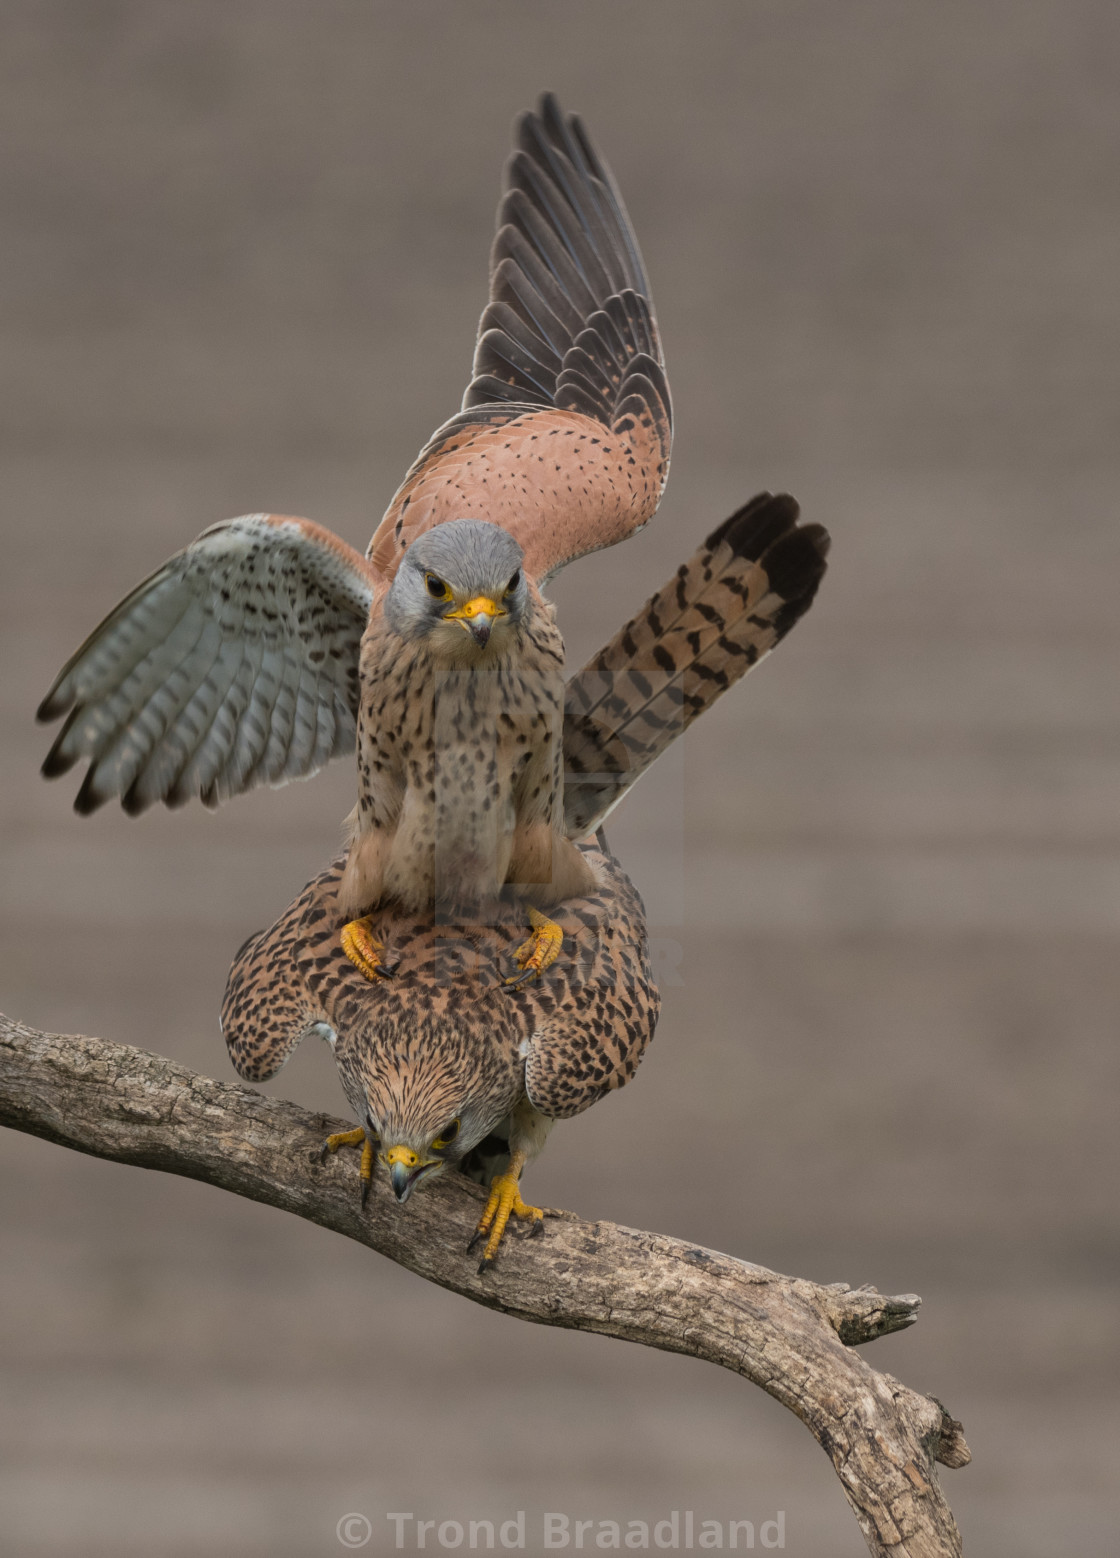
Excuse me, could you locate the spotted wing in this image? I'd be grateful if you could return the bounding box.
[519,844,660,1119]
[563,493,830,837]
[367,93,672,585]
[222,876,328,1082]
[38,514,377,815]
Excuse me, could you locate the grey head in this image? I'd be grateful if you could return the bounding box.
[385,519,529,652]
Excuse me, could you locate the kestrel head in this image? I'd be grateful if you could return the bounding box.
[385,519,528,654]
[346,1016,521,1204]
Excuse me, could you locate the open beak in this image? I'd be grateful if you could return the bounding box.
[445,595,505,647]
[381,1144,437,1204]
[389,1162,415,1201]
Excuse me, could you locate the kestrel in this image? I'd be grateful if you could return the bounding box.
[223,493,828,1267]
[223,841,656,1270]
[36,94,672,981]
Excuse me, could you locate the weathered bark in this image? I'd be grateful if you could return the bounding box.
[0,1013,969,1556]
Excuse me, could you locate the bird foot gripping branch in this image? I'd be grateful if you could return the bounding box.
[467,1150,547,1273]
[319,1127,376,1207]
[316,1119,550,1274]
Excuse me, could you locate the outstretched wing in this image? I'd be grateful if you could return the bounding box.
[38,514,377,815]
[562,493,830,837]
[367,93,672,586]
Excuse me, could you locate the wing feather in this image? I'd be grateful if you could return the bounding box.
[367,93,672,584]
[120,618,227,815]
[167,636,258,807]
[39,513,376,815]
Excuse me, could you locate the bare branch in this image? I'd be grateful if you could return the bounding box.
[0,1013,969,1557]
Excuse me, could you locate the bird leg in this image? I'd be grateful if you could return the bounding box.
[319,1127,376,1207]
[340,917,395,983]
[504,907,564,988]
[467,1146,545,1271]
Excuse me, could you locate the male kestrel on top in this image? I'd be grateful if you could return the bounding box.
[37,94,672,982]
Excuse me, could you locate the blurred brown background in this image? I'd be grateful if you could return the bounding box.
[2,2,1118,1554]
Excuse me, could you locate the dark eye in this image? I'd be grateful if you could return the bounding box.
[506,570,521,595]
[432,1118,460,1150]
[426,573,451,600]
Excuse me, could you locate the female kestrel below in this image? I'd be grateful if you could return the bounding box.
[37,94,672,983]
[222,840,658,1271]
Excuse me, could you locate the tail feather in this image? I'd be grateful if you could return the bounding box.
[562,493,829,837]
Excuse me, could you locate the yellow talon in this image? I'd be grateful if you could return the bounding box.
[505,907,564,987]
[341,916,393,983]
[320,1127,365,1158]
[468,1149,544,1270]
[318,1127,376,1207]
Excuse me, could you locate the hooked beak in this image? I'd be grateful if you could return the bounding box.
[445,595,505,647]
[381,1144,437,1204]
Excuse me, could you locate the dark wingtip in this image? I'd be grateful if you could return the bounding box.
[36,690,68,725]
[40,743,77,780]
[120,782,152,819]
[73,769,109,815]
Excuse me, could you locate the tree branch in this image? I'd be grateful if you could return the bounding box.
[0,1013,969,1557]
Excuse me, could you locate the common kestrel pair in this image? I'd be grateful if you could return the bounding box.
[37,97,829,1265]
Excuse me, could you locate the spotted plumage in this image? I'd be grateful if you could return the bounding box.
[33,101,828,930]
[31,91,834,1270]
[37,94,671,924]
[221,489,827,1266]
[222,843,658,1218]
[340,519,595,918]
[36,515,373,813]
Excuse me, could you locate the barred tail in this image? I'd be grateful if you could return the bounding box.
[562,492,829,837]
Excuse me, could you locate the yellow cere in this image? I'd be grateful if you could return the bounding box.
[446,595,506,622]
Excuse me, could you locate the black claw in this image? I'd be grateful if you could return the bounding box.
[477,1256,495,1275]
[360,1177,373,1209]
[529,1219,546,1238]
[378,946,402,978]
[318,1141,331,1164]
[467,1230,485,1255]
